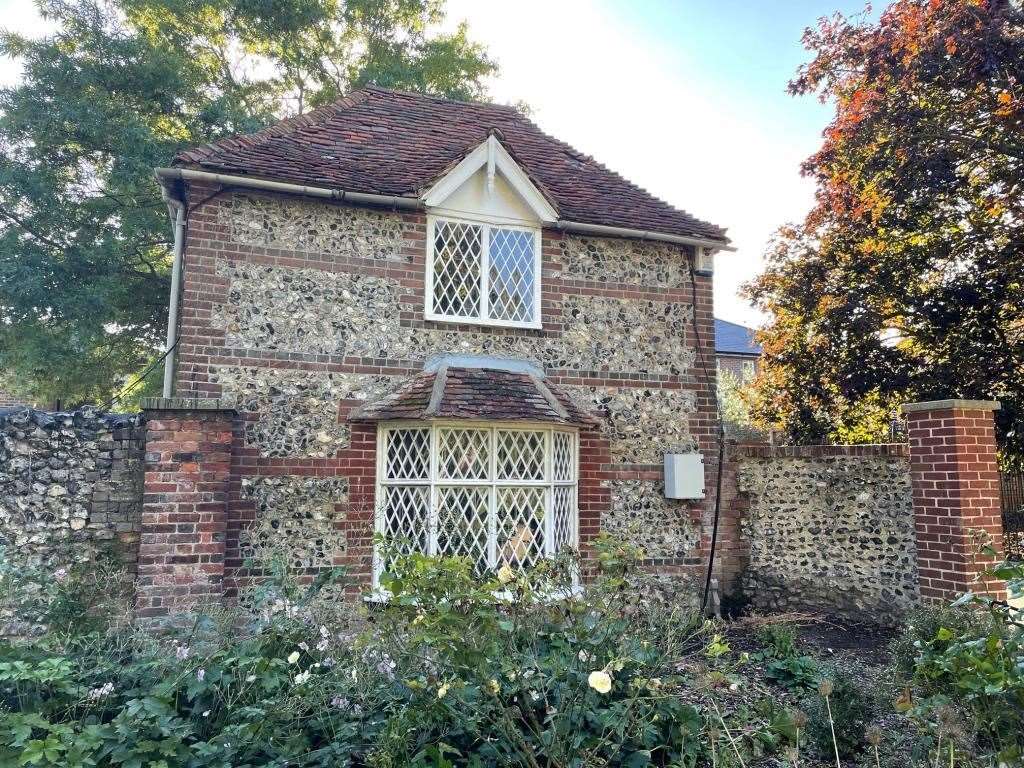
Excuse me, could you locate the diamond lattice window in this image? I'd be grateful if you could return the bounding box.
[376,423,578,583]
[427,217,540,328]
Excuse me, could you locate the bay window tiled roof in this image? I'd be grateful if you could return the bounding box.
[349,366,596,427]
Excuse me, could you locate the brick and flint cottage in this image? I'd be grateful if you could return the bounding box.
[145,87,732,612]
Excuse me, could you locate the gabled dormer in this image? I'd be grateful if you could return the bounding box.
[421,134,557,329]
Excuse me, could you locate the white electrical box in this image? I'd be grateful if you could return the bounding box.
[664,453,705,499]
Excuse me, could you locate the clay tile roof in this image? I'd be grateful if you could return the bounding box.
[174,86,727,243]
[349,366,597,427]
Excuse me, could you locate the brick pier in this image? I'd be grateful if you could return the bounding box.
[136,398,236,620]
[903,399,1006,603]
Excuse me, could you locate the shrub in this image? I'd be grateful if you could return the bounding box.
[764,654,820,691]
[889,604,980,683]
[907,555,1024,764]
[802,662,881,760]
[2,536,786,767]
[754,621,798,660]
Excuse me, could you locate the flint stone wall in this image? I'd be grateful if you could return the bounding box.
[214,262,695,376]
[734,444,918,619]
[0,407,144,569]
[174,189,717,590]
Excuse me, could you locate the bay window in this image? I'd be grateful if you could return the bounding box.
[375,422,578,583]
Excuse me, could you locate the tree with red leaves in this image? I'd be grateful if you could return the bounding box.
[747,0,1024,451]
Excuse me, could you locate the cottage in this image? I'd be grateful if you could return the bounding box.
[146,87,732,611]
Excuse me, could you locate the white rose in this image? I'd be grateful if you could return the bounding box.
[287,651,300,664]
[588,670,612,694]
[497,565,514,584]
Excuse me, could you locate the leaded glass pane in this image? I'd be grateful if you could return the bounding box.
[384,428,430,480]
[552,431,574,482]
[435,485,491,572]
[437,428,490,480]
[495,486,547,568]
[379,485,430,563]
[552,486,575,551]
[496,430,546,481]
[432,220,482,318]
[488,228,535,323]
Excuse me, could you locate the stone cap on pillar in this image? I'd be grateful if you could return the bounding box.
[139,397,237,413]
[901,399,1001,414]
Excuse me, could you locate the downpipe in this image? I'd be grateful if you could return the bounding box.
[161,195,186,398]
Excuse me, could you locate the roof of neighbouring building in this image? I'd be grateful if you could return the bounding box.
[715,318,762,357]
[348,365,596,426]
[174,86,728,244]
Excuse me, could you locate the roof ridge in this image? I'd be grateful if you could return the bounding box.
[358,84,522,113]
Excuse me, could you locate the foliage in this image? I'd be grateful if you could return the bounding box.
[907,555,1024,763]
[717,367,755,428]
[0,0,495,406]
[754,621,798,660]
[802,664,880,759]
[751,622,821,692]
[746,0,1024,450]
[0,538,788,767]
[889,604,980,682]
[764,655,821,692]
[4,536,1022,767]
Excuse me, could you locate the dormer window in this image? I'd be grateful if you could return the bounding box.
[427,216,541,327]
[421,134,558,331]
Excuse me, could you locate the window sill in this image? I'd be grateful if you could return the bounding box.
[363,583,584,605]
[424,312,543,332]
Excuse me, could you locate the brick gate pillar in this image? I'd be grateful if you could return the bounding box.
[902,399,1005,604]
[136,398,236,621]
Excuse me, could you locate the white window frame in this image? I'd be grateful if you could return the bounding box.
[373,420,579,586]
[424,214,543,330]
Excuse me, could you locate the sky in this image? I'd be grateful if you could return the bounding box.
[0,0,870,328]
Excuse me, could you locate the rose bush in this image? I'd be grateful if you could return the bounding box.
[1,536,1020,766]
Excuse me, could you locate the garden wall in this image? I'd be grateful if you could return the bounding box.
[722,443,919,619]
[0,400,1003,622]
[0,406,144,571]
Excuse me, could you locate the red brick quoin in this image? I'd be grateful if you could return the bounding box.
[903,399,1006,603]
[136,398,236,620]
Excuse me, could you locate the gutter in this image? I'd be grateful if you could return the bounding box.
[154,167,422,210]
[153,166,733,251]
[552,219,734,252]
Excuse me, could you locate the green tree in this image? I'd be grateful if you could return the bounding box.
[747,0,1024,449]
[717,367,754,428]
[0,0,495,406]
